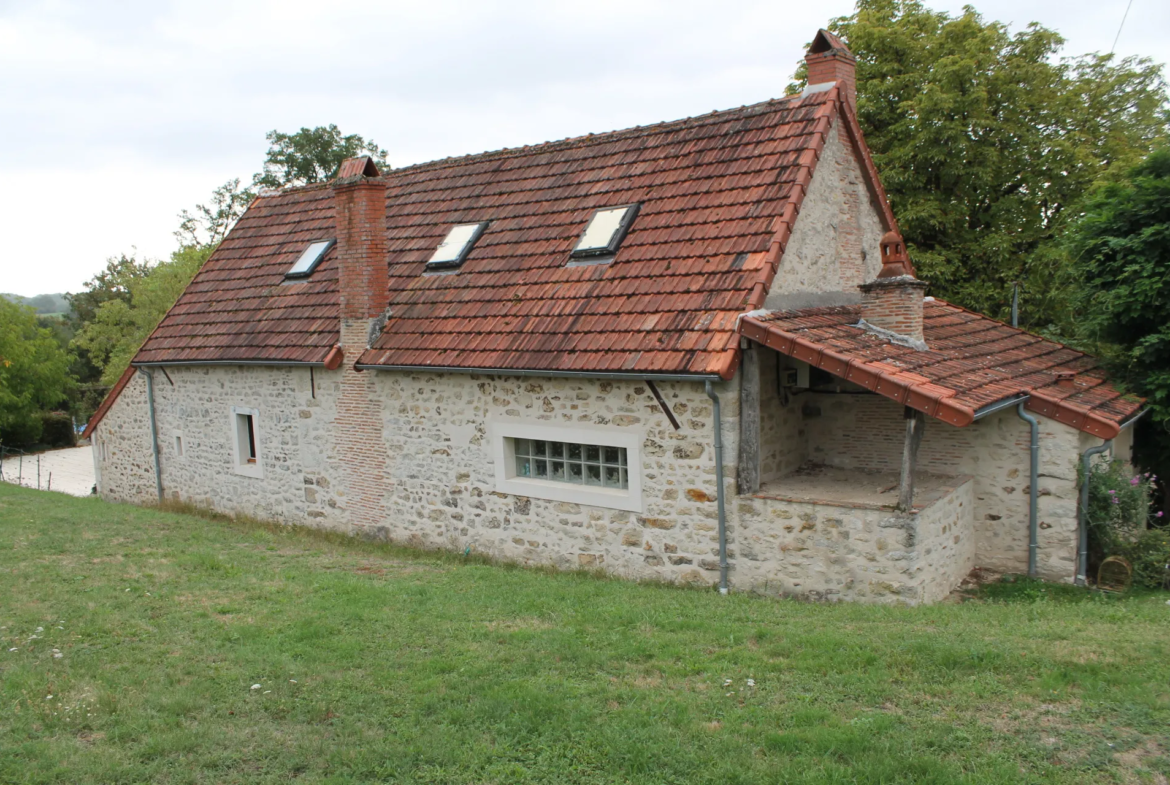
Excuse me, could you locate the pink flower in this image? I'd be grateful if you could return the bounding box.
[1157,511,1164,518]
[1131,476,1141,486]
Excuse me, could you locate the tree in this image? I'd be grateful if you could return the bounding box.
[1068,147,1170,507]
[176,178,255,247]
[0,299,72,446]
[66,254,150,330]
[790,0,1169,328]
[73,245,214,385]
[253,124,389,190]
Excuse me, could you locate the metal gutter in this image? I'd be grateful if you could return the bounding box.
[974,394,1030,420]
[133,360,327,368]
[355,363,722,383]
[138,368,163,503]
[704,380,729,595]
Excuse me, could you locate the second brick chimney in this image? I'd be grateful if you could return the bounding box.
[333,156,388,350]
[805,29,857,110]
[858,231,929,346]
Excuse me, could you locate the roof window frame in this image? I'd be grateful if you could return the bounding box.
[284,239,335,280]
[425,221,490,271]
[570,203,641,260]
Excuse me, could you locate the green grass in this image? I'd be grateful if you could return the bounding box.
[1,484,1168,784]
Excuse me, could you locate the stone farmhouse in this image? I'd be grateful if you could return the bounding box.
[85,31,1143,603]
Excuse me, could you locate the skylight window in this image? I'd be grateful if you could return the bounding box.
[426,222,489,271]
[285,239,335,279]
[570,204,640,259]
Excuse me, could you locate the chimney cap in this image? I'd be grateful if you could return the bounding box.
[336,156,380,180]
[808,29,854,59]
[878,231,912,278]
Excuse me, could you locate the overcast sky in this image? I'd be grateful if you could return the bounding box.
[1,0,1166,297]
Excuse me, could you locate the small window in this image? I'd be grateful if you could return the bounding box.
[237,415,256,463]
[513,438,628,489]
[493,424,642,512]
[426,222,489,271]
[173,434,184,457]
[285,239,335,279]
[230,406,263,478]
[570,204,640,259]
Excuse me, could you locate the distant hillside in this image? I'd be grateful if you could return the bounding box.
[1,292,71,316]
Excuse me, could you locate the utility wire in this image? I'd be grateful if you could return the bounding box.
[1110,0,1134,55]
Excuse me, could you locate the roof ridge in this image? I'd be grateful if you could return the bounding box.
[385,92,817,178]
[260,92,820,199]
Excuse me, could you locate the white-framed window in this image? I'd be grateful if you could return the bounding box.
[492,421,643,512]
[230,406,263,478]
[172,432,185,458]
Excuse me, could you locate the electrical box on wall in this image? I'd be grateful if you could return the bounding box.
[781,360,810,390]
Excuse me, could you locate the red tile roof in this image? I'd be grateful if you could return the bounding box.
[740,301,1143,437]
[132,84,891,379]
[134,186,340,366]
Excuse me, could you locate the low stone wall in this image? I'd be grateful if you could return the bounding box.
[734,477,974,604]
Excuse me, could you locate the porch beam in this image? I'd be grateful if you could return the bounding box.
[898,406,925,511]
[737,342,761,495]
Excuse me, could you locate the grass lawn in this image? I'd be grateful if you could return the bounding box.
[1,484,1168,784]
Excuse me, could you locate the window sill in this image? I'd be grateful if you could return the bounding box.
[498,475,641,513]
[232,462,264,479]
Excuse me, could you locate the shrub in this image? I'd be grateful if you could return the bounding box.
[37,411,76,448]
[1086,459,1168,589]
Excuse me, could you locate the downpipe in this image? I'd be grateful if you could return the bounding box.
[1075,409,1148,586]
[705,380,729,595]
[1077,440,1112,586]
[138,368,163,503]
[1016,402,1039,577]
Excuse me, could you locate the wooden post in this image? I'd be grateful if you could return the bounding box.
[897,406,925,512]
[737,343,761,495]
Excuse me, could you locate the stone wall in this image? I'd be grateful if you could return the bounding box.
[769,113,886,299]
[93,348,1116,600]
[91,372,157,503]
[733,477,973,604]
[783,386,1098,582]
[757,349,806,483]
[93,364,750,588]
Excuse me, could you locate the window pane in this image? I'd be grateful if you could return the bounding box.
[511,437,631,492]
[604,465,621,488]
[575,207,630,253]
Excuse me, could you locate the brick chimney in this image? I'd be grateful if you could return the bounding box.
[805,29,857,110]
[331,155,392,536]
[859,231,929,345]
[332,156,388,351]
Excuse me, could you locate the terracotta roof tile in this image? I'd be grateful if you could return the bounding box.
[741,301,1143,438]
[133,88,854,377]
